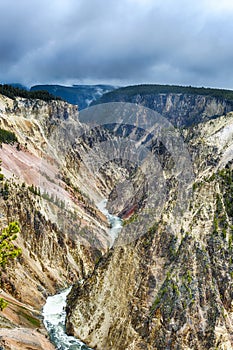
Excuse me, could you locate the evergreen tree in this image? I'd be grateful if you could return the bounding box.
[0,222,21,311]
[0,222,21,267]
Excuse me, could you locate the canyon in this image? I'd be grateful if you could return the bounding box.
[0,86,233,349]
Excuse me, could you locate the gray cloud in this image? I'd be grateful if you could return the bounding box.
[1,0,233,88]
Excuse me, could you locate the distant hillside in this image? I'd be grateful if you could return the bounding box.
[31,84,117,109]
[92,84,233,127]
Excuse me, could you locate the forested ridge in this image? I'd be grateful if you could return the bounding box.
[0,84,62,102]
[94,84,233,103]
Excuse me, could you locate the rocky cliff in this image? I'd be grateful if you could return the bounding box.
[0,94,112,348]
[66,111,233,349]
[93,84,233,127]
[0,95,110,303]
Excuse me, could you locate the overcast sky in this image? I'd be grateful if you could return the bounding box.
[1,0,233,89]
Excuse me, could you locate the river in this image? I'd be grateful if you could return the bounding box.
[42,287,91,350]
[97,199,122,247]
[42,200,122,350]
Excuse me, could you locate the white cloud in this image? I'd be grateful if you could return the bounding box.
[1,0,233,88]
[203,0,233,13]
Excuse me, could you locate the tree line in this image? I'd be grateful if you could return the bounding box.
[0,84,62,102]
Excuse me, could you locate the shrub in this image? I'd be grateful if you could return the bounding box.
[0,128,18,145]
[0,298,8,311]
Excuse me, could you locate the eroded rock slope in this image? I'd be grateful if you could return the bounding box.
[66,113,233,350]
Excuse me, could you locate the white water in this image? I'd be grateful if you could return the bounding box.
[43,287,91,350]
[97,199,122,247]
[43,200,123,349]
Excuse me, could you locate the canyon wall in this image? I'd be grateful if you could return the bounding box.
[66,112,233,349]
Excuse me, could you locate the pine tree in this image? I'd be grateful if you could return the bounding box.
[0,222,22,311]
[0,222,21,267]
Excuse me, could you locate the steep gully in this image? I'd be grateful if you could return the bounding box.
[43,200,122,349]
